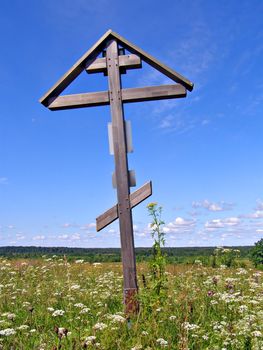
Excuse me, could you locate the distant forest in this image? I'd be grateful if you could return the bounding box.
[0,246,252,264]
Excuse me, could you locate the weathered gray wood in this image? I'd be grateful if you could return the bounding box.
[47,84,186,110]
[48,91,109,110]
[96,181,152,231]
[130,181,152,208]
[106,39,138,304]
[122,84,186,102]
[86,54,141,74]
[39,29,194,107]
[96,204,118,232]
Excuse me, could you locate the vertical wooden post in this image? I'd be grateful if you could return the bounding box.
[106,39,138,314]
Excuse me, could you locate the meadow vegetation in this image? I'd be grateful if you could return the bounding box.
[0,257,262,349]
[0,205,262,349]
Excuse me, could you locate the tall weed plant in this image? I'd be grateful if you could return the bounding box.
[147,202,167,298]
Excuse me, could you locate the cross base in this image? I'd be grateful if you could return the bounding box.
[124,288,139,315]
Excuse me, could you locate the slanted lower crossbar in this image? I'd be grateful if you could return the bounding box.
[96,181,152,231]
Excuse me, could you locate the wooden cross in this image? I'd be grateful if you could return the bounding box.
[39,30,193,314]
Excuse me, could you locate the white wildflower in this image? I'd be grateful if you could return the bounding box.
[93,322,107,331]
[52,309,65,317]
[182,322,200,331]
[108,314,126,323]
[70,284,80,290]
[17,325,29,330]
[75,259,84,264]
[0,328,16,336]
[239,305,248,313]
[6,313,16,320]
[79,308,90,314]
[131,345,143,350]
[156,338,168,347]
[74,303,86,309]
[85,335,96,342]
[251,330,262,337]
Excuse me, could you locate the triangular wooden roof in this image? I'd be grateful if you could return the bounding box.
[40,29,194,107]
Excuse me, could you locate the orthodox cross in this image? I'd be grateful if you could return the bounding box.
[39,30,193,314]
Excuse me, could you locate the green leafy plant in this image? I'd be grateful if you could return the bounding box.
[212,246,240,267]
[250,238,263,267]
[147,202,167,296]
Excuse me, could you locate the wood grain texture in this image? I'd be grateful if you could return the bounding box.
[96,204,118,232]
[47,85,186,110]
[86,54,141,74]
[106,39,138,293]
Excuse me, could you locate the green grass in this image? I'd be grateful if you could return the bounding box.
[0,257,262,349]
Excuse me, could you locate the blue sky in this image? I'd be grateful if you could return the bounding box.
[0,0,263,248]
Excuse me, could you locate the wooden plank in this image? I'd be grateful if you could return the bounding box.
[130,181,152,208]
[86,54,141,74]
[96,181,152,231]
[123,84,186,103]
[47,84,186,110]
[96,204,118,232]
[106,39,138,300]
[48,91,109,110]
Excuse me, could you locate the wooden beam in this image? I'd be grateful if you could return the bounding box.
[106,39,138,303]
[122,84,186,103]
[47,84,186,110]
[96,181,152,231]
[48,91,109,110]
[86,54,141,74]
[96,204,118,232]
[130,181,152,208]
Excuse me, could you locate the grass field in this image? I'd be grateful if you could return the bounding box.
[0,257,262,349]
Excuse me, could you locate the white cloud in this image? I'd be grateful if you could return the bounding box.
[33,235,45,240]
[223,217,241,226]
[205,217,240,230]
[80,223,96,230]
[108,228,117,234]
[163,217,196,234]
[192,199,233,212]
[255,200,263,211]
[71,233,80,241]
[62,223,79,228]
[241,210,263,219]
[205,219,224,229]
[0,177,8,185]
[58,234,69,240]
[15,233,25,240]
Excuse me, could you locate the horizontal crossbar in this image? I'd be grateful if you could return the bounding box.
[47,84,186,110]
[86,54,142,74]
[96,181,152,232]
